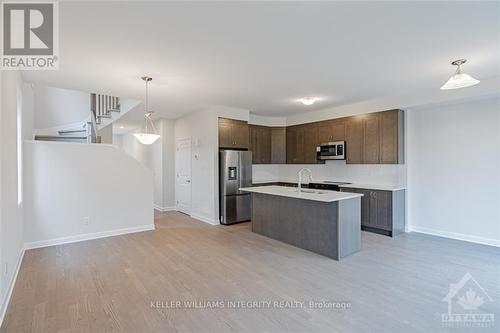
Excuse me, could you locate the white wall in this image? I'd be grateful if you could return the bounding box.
[0,71,34,322]
[160,119,176,210]
[33,84,90,130]
[407,96,500,246]
[174,106,249,225]
[115,118,175,210]
[174,109,219,224]
[23,141,154,246]
[249,114,286,126]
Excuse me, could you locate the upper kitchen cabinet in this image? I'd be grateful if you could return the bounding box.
[317,119,346,144]
[249,125,286,164]
[271,127,286,164]
[363,114,381,164]
[218,118,249,149]
[286,124,322,164]
[380,110,404,164]
[346,117,364,164]
[346,110,404,164]
[303,123,320,163]
[249,125,271,164]
[286,125,302,164]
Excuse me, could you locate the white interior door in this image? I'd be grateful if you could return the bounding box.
[175,138,191,214]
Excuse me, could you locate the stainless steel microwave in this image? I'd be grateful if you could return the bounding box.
[316,141,346,160]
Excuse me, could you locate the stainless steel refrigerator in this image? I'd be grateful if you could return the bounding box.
[219,150,252,225]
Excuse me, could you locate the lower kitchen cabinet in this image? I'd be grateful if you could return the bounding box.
[341,187,405,237]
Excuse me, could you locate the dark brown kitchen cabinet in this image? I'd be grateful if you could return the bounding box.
[317,119,346,144]
[249,125,286,164]
[271,127,286,164]
[303,124,319,163]
[363,114,381,164]
[286,125,303,164]
[249,125,271,164]
[346,117,364,164]
[341,187,405,237]
[286,124,322,164]
[218,118,249,149]
[346,110,404,164]
[380,110,403,164]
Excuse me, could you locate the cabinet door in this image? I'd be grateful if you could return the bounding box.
[249,125,259,163]
[346,118,363,164]
[271,127,286,164]
[261,126,272,163]
[372,190,392,231]
[331,120,346,141]
[286,127,298,163]
[294,126,306,163]
[363,114,380,164]
[233,121,249,149]
[304,124,319,163]
[218,118,233,148]
[380,110,399,164]
[317,121,332,143]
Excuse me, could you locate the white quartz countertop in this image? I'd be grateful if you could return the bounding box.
[240,185,363,203]
[252,180,406,192]
[337,183,406,191]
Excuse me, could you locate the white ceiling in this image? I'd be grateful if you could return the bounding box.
[22,1,500,124]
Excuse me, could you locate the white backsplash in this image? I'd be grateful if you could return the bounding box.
[253,160,406,186]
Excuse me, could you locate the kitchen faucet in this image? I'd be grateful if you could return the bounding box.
[297,168,313,193]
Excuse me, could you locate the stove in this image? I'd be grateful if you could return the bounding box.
[308,181,351,191]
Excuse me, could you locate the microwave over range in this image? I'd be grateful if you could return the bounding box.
[316,141,346,160]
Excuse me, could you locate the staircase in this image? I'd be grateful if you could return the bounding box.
[34,93,121,143]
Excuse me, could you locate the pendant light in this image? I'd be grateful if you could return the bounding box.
[440,59,480,90]
[134,76,160,144]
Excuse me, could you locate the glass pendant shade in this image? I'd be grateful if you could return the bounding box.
[134,133,160,145]
[440,73,480,90]
[135,76,160,145]
[440,59,480,90]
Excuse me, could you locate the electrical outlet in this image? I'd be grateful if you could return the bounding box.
[83,217,90,226]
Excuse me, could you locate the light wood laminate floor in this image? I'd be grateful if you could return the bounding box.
[2,211,499,332]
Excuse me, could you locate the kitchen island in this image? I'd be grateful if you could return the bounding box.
[239,185,363,260]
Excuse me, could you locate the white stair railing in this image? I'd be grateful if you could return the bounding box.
[90,93,121,143]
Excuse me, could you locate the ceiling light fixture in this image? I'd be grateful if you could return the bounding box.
[299,97,317,106]
[134,76,160,145]
[440,59,480,90]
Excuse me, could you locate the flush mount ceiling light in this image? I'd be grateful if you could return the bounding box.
[440,59,480,90]
[134,76,160,145]
[299,97,317,106]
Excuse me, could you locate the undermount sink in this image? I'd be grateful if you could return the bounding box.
[288,188,326,194]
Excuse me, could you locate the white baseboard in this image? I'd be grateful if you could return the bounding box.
[0,247,25,327]
[154,205,176,212]
[190,213,219,226]
[409,226,500,247]
[24,224,155,250]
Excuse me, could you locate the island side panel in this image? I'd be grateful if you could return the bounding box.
[251,193,339,259]
[337,197,361,259]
